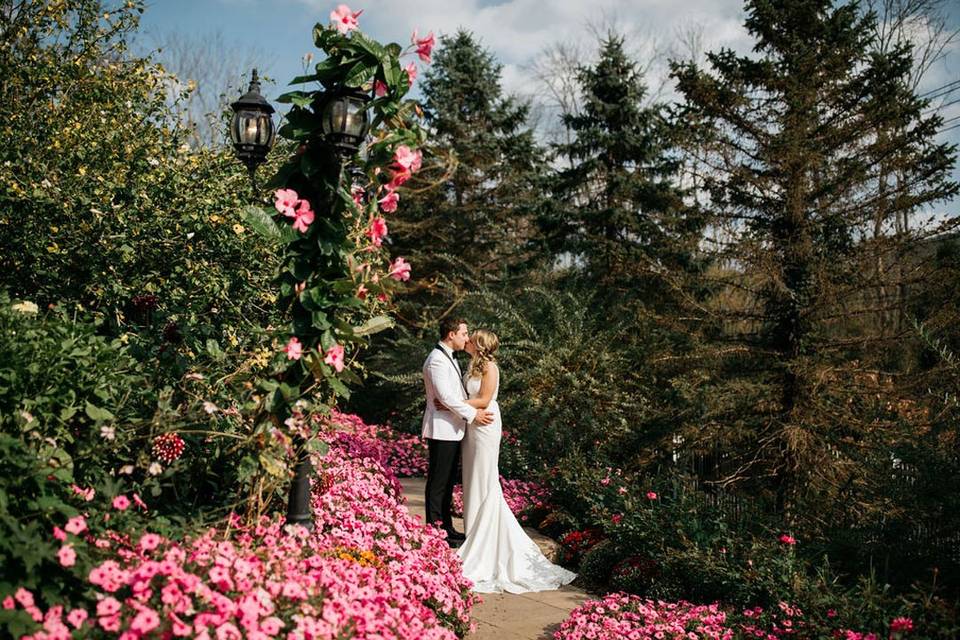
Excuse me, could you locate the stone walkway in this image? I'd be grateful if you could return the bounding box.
[399,477,592,640]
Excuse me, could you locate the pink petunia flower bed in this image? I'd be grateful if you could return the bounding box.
[452,476,551,524]
[6,414,477,639]
[553,593,912,640]
[316,408,429,477]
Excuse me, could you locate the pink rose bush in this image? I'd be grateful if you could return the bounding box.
[5,412,476,640]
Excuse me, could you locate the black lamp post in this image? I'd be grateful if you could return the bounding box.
[230,69,276,194]
[319,87,371,162]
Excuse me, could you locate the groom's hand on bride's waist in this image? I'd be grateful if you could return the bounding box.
[474,409,494,425]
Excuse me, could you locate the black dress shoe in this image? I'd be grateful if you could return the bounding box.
[444,528,466,541]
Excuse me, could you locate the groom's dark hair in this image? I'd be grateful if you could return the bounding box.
[439,317,467,342]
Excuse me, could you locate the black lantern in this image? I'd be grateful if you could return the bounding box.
[230,69,276,189]
[320,87,370,159]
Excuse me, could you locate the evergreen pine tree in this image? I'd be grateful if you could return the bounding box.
[670,0,958,520]
[545,35,695,300]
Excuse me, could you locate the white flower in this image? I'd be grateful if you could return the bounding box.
[100,424,116,441]
[202,401,218,414]
[11,301,38,314]
[119,465,135,475]
[20,410,34,423]
[148,462,163,476]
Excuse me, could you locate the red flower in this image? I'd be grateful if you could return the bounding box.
[778,534,797,545]
[152,433,186,464]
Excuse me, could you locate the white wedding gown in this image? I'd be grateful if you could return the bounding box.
[456,369,576,593]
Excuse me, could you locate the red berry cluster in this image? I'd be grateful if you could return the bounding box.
[152,432,185,464]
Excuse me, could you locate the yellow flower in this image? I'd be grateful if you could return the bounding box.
[232,223,245,235]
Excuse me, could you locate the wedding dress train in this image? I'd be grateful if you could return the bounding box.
[456,372,576,593]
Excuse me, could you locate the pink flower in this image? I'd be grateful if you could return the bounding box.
[891,617,914,633]
[292,199,314,233]
[330,4,362,34]
[357,284,368,300]
[274,188,299,217]
[260,617,283,635]
[600,477,610,486]
[374,79,388,97]
[15,588,34,608]
[71,484,95,501]
[112,495,130,511]
[132,493,148,511]
[393,145,422,173]
[65,515,87,535]
[387,168,411,192]
[412,30,435,63]
[139,533,162,552]
[388,257,411,281]
[67,608,88,629]
[779,534,797,545]
[611,514,622,525]
[405,62,417,85]
[53,525,67,541]
[96,597,121,618]
[366,217,388,246]
[324,344,345,373]
[130,608,160,634]
[284,337,303,361]
[646,491,658,500]
[351,183,365,207]
[378,191,399,213]
[2,596,14,610]
[58,544,77,567]
[828,609,837,618]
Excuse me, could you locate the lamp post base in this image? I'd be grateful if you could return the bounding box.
[285,447,314,531]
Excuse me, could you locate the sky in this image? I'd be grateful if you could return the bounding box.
[139,0,960,210]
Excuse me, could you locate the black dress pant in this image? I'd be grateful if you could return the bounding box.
[425,438,461,531]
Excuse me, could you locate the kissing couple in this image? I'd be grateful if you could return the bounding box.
[421,317,576,594]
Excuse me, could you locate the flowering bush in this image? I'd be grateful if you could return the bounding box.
[2,415,476,639]
[553,593,733,640]
[452,476,551,524]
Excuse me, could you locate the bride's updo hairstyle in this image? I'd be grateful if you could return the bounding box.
[468,329,499,379]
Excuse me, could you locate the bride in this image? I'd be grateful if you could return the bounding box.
[445,328,576,593]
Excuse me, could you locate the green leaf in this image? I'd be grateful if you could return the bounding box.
[276,90,314,107]
[328,376,351,399]
[206,339,224,361]
[343,60,375,88]
[240,205,299,244]
[351,31,386,58]
[259,452,287,478]
[84,401,114,422]
[353,314,394,336]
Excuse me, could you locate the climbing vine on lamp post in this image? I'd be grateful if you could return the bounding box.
[243,6,433,488]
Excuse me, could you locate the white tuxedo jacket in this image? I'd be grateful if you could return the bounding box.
[421,345,477,441]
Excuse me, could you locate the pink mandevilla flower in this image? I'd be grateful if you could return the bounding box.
[366,217,388,247]
[284,337,303,361]
[274,188,299,217]
[324,344,346,372]
[412,29,436,63]
[405,62,417,86]
[378,191,399,213]
[330,4,362,34]
[112,495,130,511]
[388,257,411,281]
[393,145,422,173]
[292,199,314,233]
[374,79,388,97]
[65,515,87,535]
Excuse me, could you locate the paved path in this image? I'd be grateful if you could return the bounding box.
[399,477,592,640]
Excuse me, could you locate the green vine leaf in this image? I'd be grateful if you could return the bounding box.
[353,315,394,337]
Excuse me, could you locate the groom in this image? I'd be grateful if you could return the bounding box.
[422,317,493,545]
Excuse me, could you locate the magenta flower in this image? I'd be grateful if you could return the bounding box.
[274,188,299,217]
[330,4,362,33]
[284,337,303,361]
[112,495,130,511]
[779,533,797,545]
[611,513,622,525]
[53,525,67,541]
[65,515,87,535]
[292,199,314,233]
[366,217,388,246]
[388,257,411,281]
[378,191,399,213]
[374,79,388,97]
[1,597,13,610]
[891,617,914,633]
[412,29,435,63]
[646,491,658,500]
[324,343,345,372]
[58,545,77,567]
